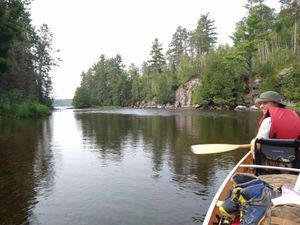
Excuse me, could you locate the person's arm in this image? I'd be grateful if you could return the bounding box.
[250,117,271,157]
[257,117,271,139]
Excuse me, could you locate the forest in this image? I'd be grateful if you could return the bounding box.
[0,0,58,117]
[73,0,300,109]
[1,0,300,118]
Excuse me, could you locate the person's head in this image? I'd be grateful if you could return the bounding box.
[255,91,285,114]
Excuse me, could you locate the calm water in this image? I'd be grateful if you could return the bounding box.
[0,108,261,225]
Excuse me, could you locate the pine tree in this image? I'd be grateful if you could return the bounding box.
[190,13,217,57]
[148,38,166,74]
[33,24,59,106]
[278,0,300,54]
[166,26,189,71]
[231,0,275,98]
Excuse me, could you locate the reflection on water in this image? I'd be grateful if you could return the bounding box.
[0,117,54,225]
[0,109,261,225]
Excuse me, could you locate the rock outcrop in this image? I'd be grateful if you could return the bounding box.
[174,78,201,108]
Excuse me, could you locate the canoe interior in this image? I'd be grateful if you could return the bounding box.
[204,151,300,225]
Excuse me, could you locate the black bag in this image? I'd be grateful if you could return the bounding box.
[255,139,300,173]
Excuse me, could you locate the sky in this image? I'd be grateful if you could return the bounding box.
[29,0,280,99]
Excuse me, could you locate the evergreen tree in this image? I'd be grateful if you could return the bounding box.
[278,0,300,54]
[190,13,217,57]
[148,38,166,74]
[128,63,142,104]
[107,54,125,105]
[94,55,108,105]
[116,71,131,106]
[0,0,58,116]
[231,0,275,98]
[0,0,25,72]
[33,24,59,106]
[166,26,189,71]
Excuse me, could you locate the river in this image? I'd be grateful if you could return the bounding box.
[0,108,261,225]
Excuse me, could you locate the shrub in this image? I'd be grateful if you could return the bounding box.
[15,102,50,117]
[0,100,50,118]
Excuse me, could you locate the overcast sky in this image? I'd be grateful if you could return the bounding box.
[30,0,280,99]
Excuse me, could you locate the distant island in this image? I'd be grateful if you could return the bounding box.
[53,99,72,107]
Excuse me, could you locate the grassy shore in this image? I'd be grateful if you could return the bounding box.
[0,101,51,118]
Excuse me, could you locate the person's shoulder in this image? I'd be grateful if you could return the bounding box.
[262,117,271,124]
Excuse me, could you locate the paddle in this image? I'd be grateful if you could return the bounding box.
[191,143,251,154]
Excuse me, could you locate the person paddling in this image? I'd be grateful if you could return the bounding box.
[250,91,300,156]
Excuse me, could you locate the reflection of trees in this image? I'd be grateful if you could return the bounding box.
[0,118,54,225]
[74,110,261,189]
[0,109,263,224]
[190,110,261,144]
[75,113,132,162]
[169,110,260,187]
[74,112,172,167]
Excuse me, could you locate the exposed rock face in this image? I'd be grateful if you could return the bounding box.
[175,79,201,108]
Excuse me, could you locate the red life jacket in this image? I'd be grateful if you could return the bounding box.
[258,107,300,139]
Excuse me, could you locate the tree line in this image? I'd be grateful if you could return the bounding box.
[0,0,58,117]
[73,0,300,109]
[1,0,299,115]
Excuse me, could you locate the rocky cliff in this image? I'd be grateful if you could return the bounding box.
[174,78,201,108]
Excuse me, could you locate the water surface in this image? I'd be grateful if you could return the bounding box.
[0,108,261,225]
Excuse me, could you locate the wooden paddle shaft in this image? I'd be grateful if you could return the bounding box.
[238,144,252,149]
[191,143,251,154]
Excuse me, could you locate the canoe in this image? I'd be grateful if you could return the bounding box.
[203,150,300,225]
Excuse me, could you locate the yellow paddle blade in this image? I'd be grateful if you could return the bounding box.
[191,144,251,155]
